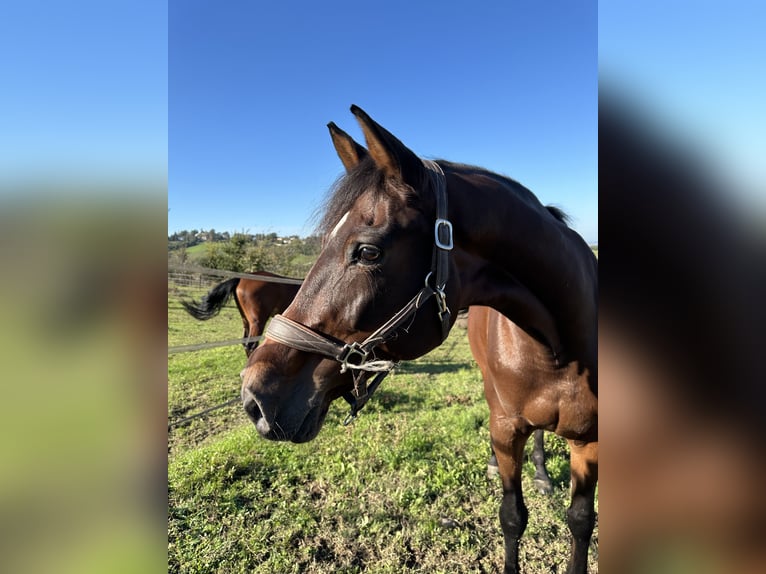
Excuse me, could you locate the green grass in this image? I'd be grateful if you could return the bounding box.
[168,281,598,573]
[183,243,210,261]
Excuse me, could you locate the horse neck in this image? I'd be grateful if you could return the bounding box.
[447,171,597,371]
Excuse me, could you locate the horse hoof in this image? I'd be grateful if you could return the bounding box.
[533,477,553,495]
[487,463,499,480]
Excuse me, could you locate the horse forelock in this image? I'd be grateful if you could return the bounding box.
[316,158,391,238]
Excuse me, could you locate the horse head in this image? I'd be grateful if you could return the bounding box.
[240,106,460,442]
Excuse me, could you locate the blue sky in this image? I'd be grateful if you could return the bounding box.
[4,3,763,246]
[169,1,598,243]
[0,1,167,185]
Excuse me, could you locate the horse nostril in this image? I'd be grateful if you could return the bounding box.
[242,387,272,435]
[241,386,258,415]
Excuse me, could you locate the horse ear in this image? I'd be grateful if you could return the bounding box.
[350,105,424,185]
[328,122,368,172]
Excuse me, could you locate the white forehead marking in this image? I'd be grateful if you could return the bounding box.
[328,211,350,240]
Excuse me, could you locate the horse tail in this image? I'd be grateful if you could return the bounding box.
[181,277,240,320]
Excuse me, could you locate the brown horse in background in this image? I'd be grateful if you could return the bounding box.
[240,106,596,573]
[181,271,300,356]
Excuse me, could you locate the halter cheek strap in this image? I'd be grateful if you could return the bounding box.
[263,159,452,424]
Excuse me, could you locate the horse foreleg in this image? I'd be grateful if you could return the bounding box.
[531,429,553,495]
[565,440,598,574]
[245,319,261,356]
[487,444,499,479]
[242,321,253,357]
[492,430,530,574]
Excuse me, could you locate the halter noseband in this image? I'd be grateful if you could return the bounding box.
[264,160,453,424]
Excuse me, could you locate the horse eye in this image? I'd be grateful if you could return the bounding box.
[357,245,382,264]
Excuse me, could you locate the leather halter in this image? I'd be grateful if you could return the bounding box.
[264,160,453,424]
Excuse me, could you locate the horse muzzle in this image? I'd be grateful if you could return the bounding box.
[240,359,329,443]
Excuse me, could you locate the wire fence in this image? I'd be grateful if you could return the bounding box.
[168,264,304,428]
[168,336,264,355]
[167,264,304,354]
[168,263,304,287]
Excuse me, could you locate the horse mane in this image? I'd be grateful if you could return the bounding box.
[315,158,570,236]
[545,205,571,225]
[438,160,571,227]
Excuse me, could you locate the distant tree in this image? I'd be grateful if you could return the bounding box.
[172,245,188,264]
[176,230,320,275]
[197,243,231,270]
[244,244,277,272]
[300,235,322,255]
[196,233,253,271]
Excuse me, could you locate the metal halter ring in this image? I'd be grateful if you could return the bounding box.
[338,342,368,372]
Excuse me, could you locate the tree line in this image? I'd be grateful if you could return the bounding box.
[168,230,321,279]
[168,229,287,249]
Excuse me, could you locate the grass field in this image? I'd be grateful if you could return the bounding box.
[168,282,598,573]
[178,243,210,263]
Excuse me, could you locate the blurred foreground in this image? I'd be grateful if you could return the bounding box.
[0,189,168,574]
[599,96,766,573]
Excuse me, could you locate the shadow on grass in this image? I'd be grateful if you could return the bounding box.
[356,388,483,419]
[362,388,428,414]
[396,360,473,375]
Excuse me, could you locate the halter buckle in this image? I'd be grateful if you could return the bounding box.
[434,219,454,251]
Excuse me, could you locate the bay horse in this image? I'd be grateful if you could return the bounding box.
[184,274,550,483]
[240,106,597,573]
[181,271,300,356]
[185,278,553,486]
